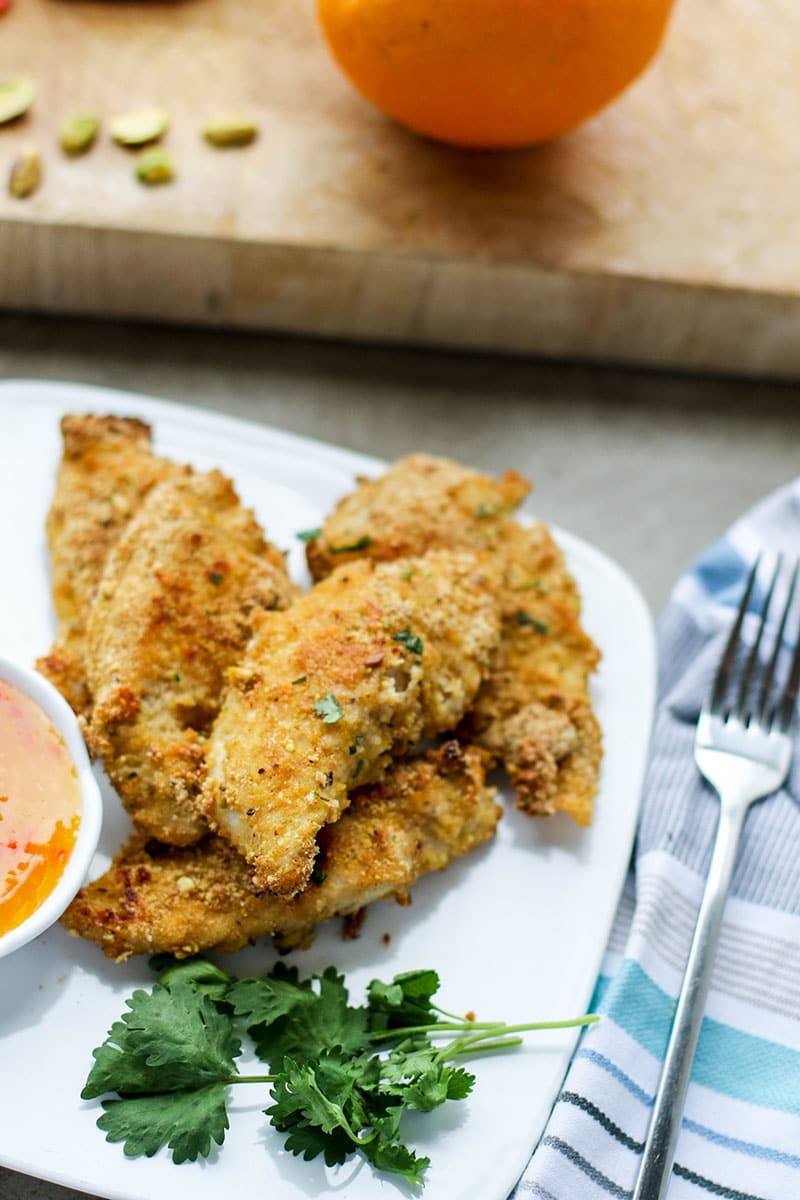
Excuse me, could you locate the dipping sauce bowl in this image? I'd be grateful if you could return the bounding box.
[0,656,102,960]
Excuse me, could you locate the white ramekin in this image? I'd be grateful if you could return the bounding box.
[0,655,102,960]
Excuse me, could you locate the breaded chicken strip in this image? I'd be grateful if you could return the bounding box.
[85,470,295,846]
[62,743,500,962]
[37,414,179,715]
[306,453,530,579]
[202,550,501,894]
[461,520,601,826]
[305,455,601,826]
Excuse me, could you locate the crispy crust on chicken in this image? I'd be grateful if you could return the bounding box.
[201,550,501,895]
[36,415,179,715]
[62,743,500,961]
[305,455,601,826]
[84,470,296,846]
[462,521,601,826]
[306,454,530,579]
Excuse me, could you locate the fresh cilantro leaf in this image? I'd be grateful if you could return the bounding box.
[82,1021,160,1099]
[387,1063,475,1112]
[367,969,441,1029]
[391,628,423,656]
[97,1084,229,1163]
[281,1119,353,1166]
[296,528,321,543]
[515,610,549,633]
[228,964,314,1030]
[314,692,344,723]
[329,535,372,554]
[155,958,233,1003]
[231,966,370,1069]
[83,980,240,1099]
[269,1057,355,1138]
[362,1138,430,1186]
[261,969,370,1068]
[393,969,440,1002]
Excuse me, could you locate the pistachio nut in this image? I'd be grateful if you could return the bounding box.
[203,114,259,147]
[136,147,175,186]
[111,107,169,147]
[60,113,99,156]
[0,78,36,126]
[8,144,42,198]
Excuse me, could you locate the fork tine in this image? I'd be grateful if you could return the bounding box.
[772,562,800,733]
[735,555,782,722]
[757,559,800,727]
[707,557,760,717]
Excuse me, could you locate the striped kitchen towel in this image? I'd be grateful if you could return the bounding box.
[513,477,800,1200]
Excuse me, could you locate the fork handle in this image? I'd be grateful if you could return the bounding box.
[632,801,748,1200]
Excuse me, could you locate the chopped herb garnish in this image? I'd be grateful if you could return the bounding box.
[209,572,224,586]
[392,628,423,656]
[475,503,502,518]
[296,528,321,543]
[83,960,598,1184]
[516,579,549,594]
[516,611,549,634]
[330,535,373,554]
[291,675,307,685]
[174,673,181,683]
[353,758,364,779]
[401,566,414,582]
[311,864,327,885]
[349,735,365,756]
[314,693,344,723]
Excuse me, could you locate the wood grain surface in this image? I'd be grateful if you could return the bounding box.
[0,0,798,375]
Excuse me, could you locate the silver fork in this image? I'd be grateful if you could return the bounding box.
[632,555,800,1200]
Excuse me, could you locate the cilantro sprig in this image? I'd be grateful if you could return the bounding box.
[84,959,598,1185]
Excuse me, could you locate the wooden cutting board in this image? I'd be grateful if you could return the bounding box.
[1,0,798,376]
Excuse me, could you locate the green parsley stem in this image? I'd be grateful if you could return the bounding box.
[368,1021,500,1041]
[369,1013,598,1046]
[442,1036,524,1059]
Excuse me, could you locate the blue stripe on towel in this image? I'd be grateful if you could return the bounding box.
[597,961,800,1115]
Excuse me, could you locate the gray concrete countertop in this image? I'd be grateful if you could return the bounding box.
[1,314,798,1200]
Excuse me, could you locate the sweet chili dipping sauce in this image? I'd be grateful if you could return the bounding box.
[0,679,81,937]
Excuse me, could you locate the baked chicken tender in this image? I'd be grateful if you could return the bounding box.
[62,742,499,962]
[85,470,295,846]
[37,414,179,715]
[305,454,601,826]
[201,550,501,894]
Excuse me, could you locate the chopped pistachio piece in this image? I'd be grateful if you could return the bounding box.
[0,78,36,126]
[8,144,42,198]
[59,113,99,156]
[203,114,259,147]
[111,107,169,147]
[135,147,175,186]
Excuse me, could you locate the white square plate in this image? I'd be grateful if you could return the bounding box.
[0,380,655,1200]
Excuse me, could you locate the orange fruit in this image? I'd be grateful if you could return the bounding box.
[318,0,675,149]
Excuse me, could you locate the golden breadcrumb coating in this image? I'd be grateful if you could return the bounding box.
[62,743,500,962]
[201,550,501,895]
[85,470,296,846]
[305,454,601,826]
[306,453,530,579]
[461,520,601,827]
[36,414,180,715]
